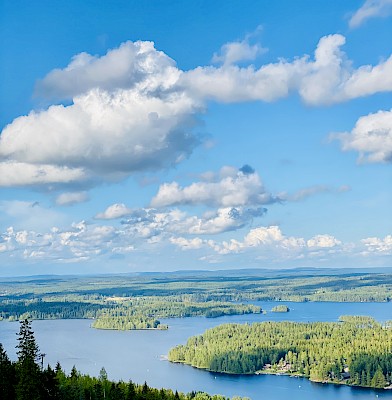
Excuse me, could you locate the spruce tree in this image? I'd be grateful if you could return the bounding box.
[16,319,39,363]
[126,380,136,400]
[371,368,387,388]
[15,319,42,400]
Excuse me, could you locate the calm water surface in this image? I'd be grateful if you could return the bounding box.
[1,301,392,399]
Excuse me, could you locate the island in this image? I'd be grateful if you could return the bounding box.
[1,269,392,331]
[271,305,290,312]
[168,316,392,389]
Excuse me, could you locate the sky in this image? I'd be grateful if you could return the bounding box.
[0,0,391,276]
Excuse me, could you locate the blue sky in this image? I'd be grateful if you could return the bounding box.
[0,0,391,275]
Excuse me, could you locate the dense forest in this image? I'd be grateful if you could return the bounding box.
[1,270,392,330]
[168,316,392,389]
[0,319,248,400]
[0,295,261,330]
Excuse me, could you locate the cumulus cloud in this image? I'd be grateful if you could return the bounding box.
[56,191,89,206]
[0,161,88,187]
[342,56,392,99]
[349,0,392,28]
[332,108,392,163]
[35,41,180,100]
[0,88,199,187]
[212,27,267,65]
[151,165,278,208]
[117,205,266,236]
[361,235,392,254]
[169,225,348,264]
[95,203,133,220]
[178,207,267,235]
[2,35,392,191]
[205,226,344,257]
[307,234,342,248]
[151,166,345,211]
[0,41,201,190]
[181,34,392,105]
[0,216,390,267]
[169,236,204,250]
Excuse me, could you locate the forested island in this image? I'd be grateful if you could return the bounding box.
[168,316,392,389]
[1,269,392,330]
[271,305,289,312]
[0,319,249,400]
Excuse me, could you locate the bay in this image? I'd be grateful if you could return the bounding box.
[1,301,392,399]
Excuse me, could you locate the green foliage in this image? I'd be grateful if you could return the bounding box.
[0,343,16,399]
[1,271,392,331]
[271,305,289,312]
[168,318,392,388]
[16,319,40,363]
[15,319,42,400]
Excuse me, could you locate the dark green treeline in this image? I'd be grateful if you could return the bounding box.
[168,316,392,389]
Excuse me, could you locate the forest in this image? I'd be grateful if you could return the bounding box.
[0,319,249,400]
[1,269,392,330]
[168,316,392,389]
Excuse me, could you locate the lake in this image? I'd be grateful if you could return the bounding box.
[1,301,392,399]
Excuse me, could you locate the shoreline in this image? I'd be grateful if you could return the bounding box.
[168,360,390,390]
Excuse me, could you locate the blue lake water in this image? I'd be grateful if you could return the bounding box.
[1,301,392,399]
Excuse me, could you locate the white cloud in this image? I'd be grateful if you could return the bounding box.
[34,34,392,110]
[2,35,392,191]
[343,56,392,99]
[0,88,199,188]
[349,0,392,28]
[0,216,390,267]
[361,235,392,253]
[169,236,204,250]
[208,226,344,256]
[0,161,88,187]
[56,191,89,206]
[35,41,180,100]
[0,41,200,190]
[212,27,267,66]
[212,40,264,66]
[182,34,392,105]
[307,234,342,248]
[332,108,392,163]
[117,205,265,236]
[178,207,266,235]
[95,203,132,220]
[297,35,349,105]
[151,166,277,208]
[151,165,344,209]
[180,59,301,103]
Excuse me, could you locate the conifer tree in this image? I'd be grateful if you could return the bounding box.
[126,380,136,400]
[16,319,39,363]
[15,319,42,400]
[0,343,16,399]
